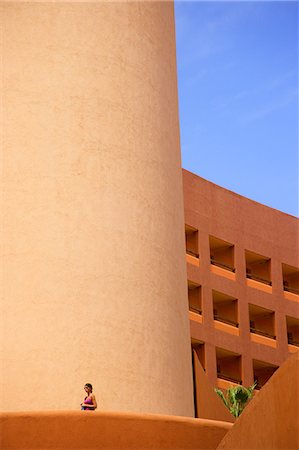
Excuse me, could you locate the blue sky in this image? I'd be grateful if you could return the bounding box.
[175,1,298,217]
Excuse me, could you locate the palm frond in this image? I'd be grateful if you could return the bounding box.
[214,388,229,409]
[215,382,257,418]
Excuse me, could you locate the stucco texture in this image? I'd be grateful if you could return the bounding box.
[0,411,232,450]
[1,1,193,415]
[217,351,299,450]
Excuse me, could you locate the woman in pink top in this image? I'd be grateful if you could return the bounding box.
[81,383,97,410]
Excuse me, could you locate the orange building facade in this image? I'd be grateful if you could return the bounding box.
[183,169,299,414]
[1,0,298,429]
[1,1,299,447]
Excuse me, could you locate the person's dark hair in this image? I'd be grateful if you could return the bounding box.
[85,383,93,392]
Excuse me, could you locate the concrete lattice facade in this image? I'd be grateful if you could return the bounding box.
[183,169,299,415]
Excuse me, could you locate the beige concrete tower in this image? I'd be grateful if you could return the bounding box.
[1,1,194,415]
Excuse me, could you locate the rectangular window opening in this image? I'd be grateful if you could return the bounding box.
[286,316,299,347]
[185,225,199,259]
[209,236,235,273]
[245,250,271,286]
[216,347,242,385]
[213,290,238,328]
[188,281,202,315]
[282,264,299,295]
[249,304,276,340]
[253,359,278,390]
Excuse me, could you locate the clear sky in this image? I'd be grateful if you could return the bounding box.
[175,1,298,217]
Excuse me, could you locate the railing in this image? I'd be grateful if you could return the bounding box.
[246,273,272,286]
[217,373,242,385]
[189,306,202,315]
[250,327,276,340]
[214,315,239,328]
[284,285,299,295]
[210,259,235,273]
[186,249,199,259]
[288,338,299,347]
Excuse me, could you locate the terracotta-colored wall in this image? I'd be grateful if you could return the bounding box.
[183,170,299,389]
[217,351,299,450]
[0,411,232,450]
[1,1,193,415]
[193,350,234,423]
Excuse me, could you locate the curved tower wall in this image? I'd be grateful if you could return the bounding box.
[1,1,194,415]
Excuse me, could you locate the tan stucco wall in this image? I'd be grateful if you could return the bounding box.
[1,1,193,415]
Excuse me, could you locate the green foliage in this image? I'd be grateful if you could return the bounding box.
[214,382,257,417]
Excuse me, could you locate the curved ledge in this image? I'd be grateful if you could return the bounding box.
[0,410,232,449]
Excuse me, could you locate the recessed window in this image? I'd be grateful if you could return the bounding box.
[282,264,299,295]
[209,236,235,272]
[245,250,271,286]
[249,304,276,340]
[216,347,242,385]
[213,290,238,327]
[192,340,205,370]
[253,359,278,390]
[188,281,202,314]
[191,340,205,418]
[185,225,199,258]
[286,316,299,347]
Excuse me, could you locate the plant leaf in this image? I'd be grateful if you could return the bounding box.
[214,388,229,409]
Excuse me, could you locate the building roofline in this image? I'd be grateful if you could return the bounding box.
[182,168,299,221]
